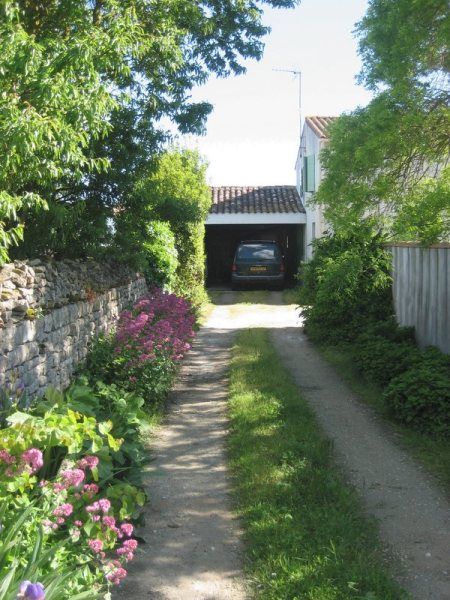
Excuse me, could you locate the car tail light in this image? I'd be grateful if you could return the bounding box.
[232,263,237,272]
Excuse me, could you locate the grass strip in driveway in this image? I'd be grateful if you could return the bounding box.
[228,329,407,600]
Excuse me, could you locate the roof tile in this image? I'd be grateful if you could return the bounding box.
[305,116,337,139]
[209,186,305,215]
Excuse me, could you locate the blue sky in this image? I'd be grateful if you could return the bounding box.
[178,0,372,186]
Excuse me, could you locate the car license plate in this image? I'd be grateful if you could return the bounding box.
[250,266,267,272]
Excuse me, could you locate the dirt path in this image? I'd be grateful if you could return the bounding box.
[117,292,449,599]
[270,318,450,600]
[115,320,245,600]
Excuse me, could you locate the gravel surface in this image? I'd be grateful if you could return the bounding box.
[116,292,449,600]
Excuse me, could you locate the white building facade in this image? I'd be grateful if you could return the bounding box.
[295,116,336,260]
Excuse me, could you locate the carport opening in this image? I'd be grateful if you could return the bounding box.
[205,224,304,286]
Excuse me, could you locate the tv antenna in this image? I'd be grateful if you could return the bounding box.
[273,68,302,139]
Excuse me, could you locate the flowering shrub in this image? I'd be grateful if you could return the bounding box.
[0,445,140,597]
[86,287,195,405]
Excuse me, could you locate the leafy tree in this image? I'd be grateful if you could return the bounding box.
[125,149,212,310]
[1,0,298,263]
[315,0,450,244]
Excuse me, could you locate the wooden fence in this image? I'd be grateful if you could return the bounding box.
[390,244,450,354]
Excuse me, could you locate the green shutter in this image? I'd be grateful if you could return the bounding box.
[306,154,315,192]
[302,157,307,191]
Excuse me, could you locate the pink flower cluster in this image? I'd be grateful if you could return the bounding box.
[115,287,195,365]
[37,454,138,587]
[0,447,43,477]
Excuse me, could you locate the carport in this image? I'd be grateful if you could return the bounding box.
[205,186,306,285]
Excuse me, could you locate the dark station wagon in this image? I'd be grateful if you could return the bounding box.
[231,240,285,289]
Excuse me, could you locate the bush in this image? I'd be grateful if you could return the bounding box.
[353,335,421,388]
[384,359,450,436]
[141,221,178,289]
[133,149,211,314]
[85,287,195,406]
[298,229,393,343]
[0,397,142,597]
[353,320,420,387]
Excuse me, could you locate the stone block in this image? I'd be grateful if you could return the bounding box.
[14,321,36,345]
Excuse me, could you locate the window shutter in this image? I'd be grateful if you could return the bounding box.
[306,155,315,192]
[302,157,307,192]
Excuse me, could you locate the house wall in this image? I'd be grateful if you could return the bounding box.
[390,244,450,354]
[0,259,147,397]
[296,126,329,261]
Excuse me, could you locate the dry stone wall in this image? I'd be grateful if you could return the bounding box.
[0,259,148,396]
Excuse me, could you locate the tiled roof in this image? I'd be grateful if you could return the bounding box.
[210,186,305,215]
[305,116,337,139]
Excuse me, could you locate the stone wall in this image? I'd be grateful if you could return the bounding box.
[0,259,148,396]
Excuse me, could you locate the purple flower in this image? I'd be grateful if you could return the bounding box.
[17,581,45,599]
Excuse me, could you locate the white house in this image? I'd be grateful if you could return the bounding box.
[295,116,337,260]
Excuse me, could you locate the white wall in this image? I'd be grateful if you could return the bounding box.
[295,125,329,261]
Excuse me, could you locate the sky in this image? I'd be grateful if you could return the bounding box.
[177,0,373,186]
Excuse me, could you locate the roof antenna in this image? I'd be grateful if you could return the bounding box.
[273,68,302,141]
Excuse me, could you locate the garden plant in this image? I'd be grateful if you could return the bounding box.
[0,287,196,598]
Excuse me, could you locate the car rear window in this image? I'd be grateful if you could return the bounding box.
[236,243,280,261]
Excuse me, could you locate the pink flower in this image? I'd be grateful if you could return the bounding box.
[0,449,14,464]
[61,468,85,487]
[98,498,111,513]
[122,539,138,551]
[56,517,65,525]
[88,538,103,553]
[116,548,134,561]
[53,503,73,517]
[78,455,99,470]
[22,448,43,473]
[86,501,100,513]
[74,520,83,527]
[106,566,127,585]
[103,516,116,529]
[120,523,133,537]
[83,483,99,497]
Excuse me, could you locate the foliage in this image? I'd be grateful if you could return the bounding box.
[353,320,420,388]
[120,149,212,309]
[0,414,140,596]
[141,222,178,289]
[384,358,450,437]
[315,0,450,244]
[1,0,297,263]
[298,230,393,343]
[357,0,449,100]
[228,328,405,599]
[85,287,195,405]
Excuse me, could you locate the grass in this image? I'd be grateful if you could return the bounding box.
[228,329,408,600]
[233,290,270,304]
[282,286,301,305]
[319,344,450,495]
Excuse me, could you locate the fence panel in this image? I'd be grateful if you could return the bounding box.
[390,244,449,354]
